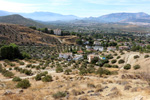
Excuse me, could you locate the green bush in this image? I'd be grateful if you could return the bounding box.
[118,59,125,64]
[87,67,95,73]
[52,91,66,99]
[9,68,12,70]
[21,52,31,59]
[12,76,22,82]
[112,65,119,68]
[19,61,25,65]
[24,70,32,75]
[106,54,113,59]
[79,68,87,75]
[124,64,131,70]
[16,79,31,89]
[42,75,53,82]
[1,69,14,78]
[9,63,15,66]
[91,57,99,64]
[133,65,141,70]
[144,55,149,58]
[64,69,72,75]
[117,56,121,59]
[56,67,63,73]
[103,63,112,68]
[111,59,117,64]
[35,71,48,81]
[0,43,22,60]
[96,68,111,77]
[26,64,32,68]
[134,55,140,59]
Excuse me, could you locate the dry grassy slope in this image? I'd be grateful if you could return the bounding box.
[0,23,61,46]
[53,35,78,45]
[114,52,150,72]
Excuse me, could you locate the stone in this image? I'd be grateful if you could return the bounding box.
[87,90,94,93]
[106,90,121,98]
[133,95,143,100]
[121,81,129,86]
[104,86,109,89]
[90,92,100,96]
[124,85,132,90]
[16,89,24,94]
[131,87,143,92]
[3,90,14,95]
[111,87,118,91]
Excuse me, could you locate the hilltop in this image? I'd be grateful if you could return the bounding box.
[0,14,46,28]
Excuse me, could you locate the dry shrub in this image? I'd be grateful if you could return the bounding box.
[55,76,59,80]
[139,68,150,86]
[87,83,95,88]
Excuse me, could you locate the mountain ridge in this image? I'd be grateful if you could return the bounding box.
[0,14,47,28]
[1,10,150,24]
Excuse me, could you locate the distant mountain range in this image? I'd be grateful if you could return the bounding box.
[85,12,150,23]
[0,10,80,21]
[1,10,150,26]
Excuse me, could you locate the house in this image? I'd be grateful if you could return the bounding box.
[86,45,92,50]
[119,46,129,50]
[93,46,104,51]
[77,50,83,54]
[94,41,101,45]
[88,54,100,62]
[107,46,116,51]
[73,54,83,61]
[84,41,89,45]
[59,53,73,60]
[99,56,106,60]
[54,29,61,35]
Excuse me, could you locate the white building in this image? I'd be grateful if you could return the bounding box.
[73,54,83,61]
[88,54,100,62]
[85,45,92,50]
[59,53,73,60]
[54,29,61,35]
[93,46,104,51]
[94,41,101,45]
[107,47,116,51]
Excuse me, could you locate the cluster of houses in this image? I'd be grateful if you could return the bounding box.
[54,29,62,35]
[59,53,83,61]
[59,52,106,63]
[87,54,106,62]
[85,45,130,51]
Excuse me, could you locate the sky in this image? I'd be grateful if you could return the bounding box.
[0,0,150,17]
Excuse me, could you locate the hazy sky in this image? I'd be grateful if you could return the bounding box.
[0,0,150,17]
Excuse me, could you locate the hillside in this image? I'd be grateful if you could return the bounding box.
[0,23,61,46]
[99,12,150,22]
[0,14,46,28]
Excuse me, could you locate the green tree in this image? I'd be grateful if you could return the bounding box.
[91,57,99,64]
[0,43,22,60]
[16,79,31,89]
[42,75,53,82]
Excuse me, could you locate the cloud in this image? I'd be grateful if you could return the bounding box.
[0,0,41,12]
[48,0,72,6]
[85,0,150,5]
[0,0,73,13]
